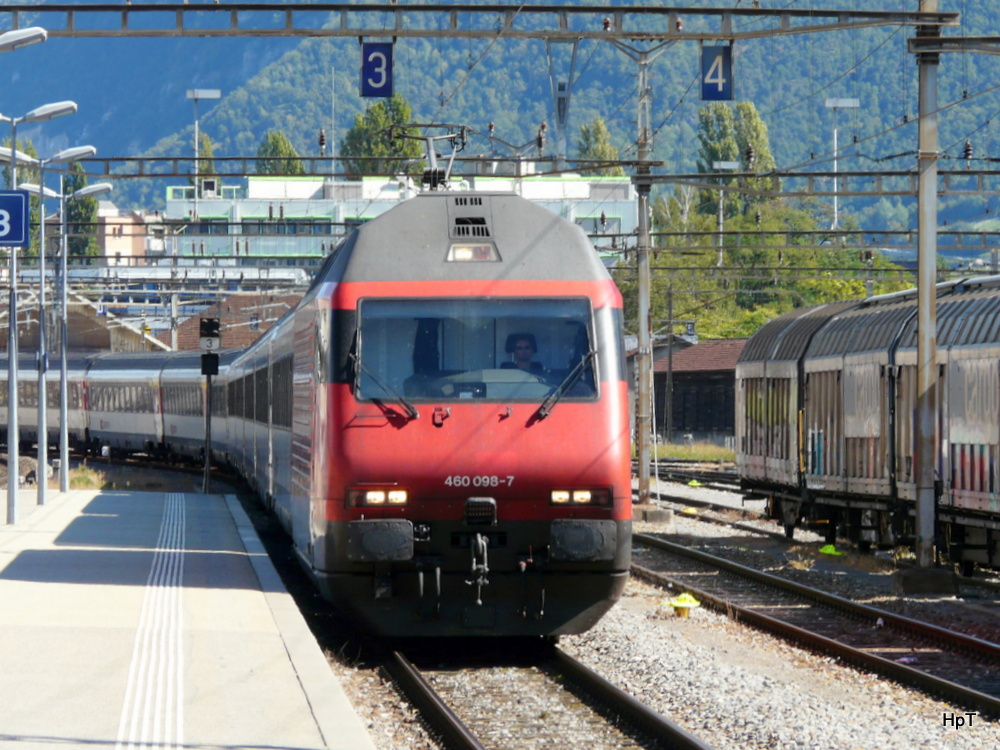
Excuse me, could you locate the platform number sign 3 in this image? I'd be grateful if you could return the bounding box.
[0,191,30,247]
[701,46,733,101]
[361,42,394,98]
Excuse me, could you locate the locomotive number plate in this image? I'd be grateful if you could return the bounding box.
[444,475,514,488]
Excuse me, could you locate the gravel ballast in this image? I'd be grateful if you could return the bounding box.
[562,579,996,750]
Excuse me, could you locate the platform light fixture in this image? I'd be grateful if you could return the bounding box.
[825,97,860,231]
[186,89,221,220]
[0,27,47,53]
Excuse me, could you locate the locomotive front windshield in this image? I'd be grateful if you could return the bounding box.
[356,298,597,403]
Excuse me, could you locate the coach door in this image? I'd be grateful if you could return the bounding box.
[843,361,891,496]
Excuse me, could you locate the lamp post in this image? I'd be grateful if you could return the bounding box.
[825,97,860,230]
[18,145,97,503]
[712,160,739,267]
[0,24,48,522]
[1,100,76,516]
[0,141,38,517]
[185,89,221,221]
[61,179,112,492]
[20,177,111,494]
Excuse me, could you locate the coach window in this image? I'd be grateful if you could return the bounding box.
[47,383,60,409]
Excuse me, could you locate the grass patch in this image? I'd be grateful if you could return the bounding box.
[652,441,735,463]
[69,465,108,489]
[64,460,207,493]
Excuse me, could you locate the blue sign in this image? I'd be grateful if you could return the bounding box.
[0,190,29,247]
[701,46,733,101]
[361,42,394,98]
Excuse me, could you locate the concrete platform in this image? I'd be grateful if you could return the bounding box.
[0,489,376,750]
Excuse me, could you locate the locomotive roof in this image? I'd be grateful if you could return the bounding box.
[319,191,611,284]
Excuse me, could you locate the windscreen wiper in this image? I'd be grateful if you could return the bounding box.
[350,352,419,420]
[536,350,595,419]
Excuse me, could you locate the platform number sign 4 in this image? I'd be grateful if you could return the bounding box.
[701,46,733,101]
[361,42,394,98]
[0,191,30,247]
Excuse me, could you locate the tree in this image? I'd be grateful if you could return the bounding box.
[577,117,625,176]
[339,94,424,176]
[65,163,101,260]
[696,103,740,176]
[191,131,219,197]
[696,101,778,218]
[695,103,741,221]
[733,101,778,214]
[256,130,305,176]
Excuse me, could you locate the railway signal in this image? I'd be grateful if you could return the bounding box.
[199,317,220,350]
[200,317,220,492]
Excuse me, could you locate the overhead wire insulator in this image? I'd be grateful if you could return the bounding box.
[537,123,547,152]
[745,143,756,167]
[963,139,973,161]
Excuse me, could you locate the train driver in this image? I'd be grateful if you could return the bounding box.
[502,333,548,377]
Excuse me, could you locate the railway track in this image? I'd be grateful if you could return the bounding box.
[641,487,791,543]
[383,647,713,750]
[632,532,1000,718]
[639,460,740,492]
[639,476,1000,585]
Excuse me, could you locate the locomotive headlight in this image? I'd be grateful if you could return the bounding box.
[550,489,611,507]
[446,242,500,262]
[347,488,409,507]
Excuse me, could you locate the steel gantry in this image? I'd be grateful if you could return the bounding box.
[0,4,959,41]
